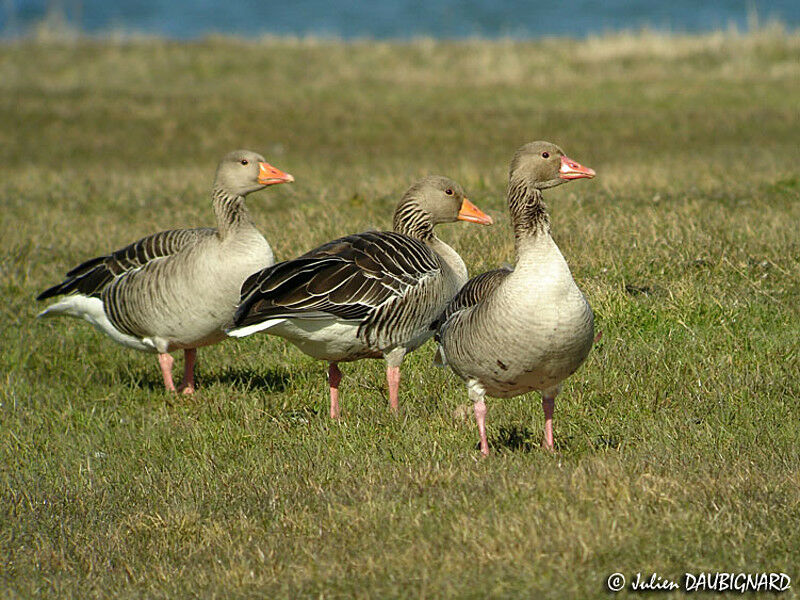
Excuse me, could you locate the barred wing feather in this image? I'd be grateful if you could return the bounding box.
[235,231,441,330]
[37,228,215,300]
[433,266,512,335]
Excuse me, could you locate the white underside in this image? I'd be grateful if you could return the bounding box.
[37,295,157,352]
[228,317,371,362]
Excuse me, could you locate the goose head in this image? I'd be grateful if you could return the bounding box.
[393,175,493,236]
[214,149,294,197]
[509,141,595,191]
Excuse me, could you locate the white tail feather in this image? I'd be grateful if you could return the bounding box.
[37,295,151,352]
[226,318,286,338]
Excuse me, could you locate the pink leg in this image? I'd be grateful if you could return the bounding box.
[179,348,197,395]
[542,393,556,451]
[386,365,401,413]
[469,383,489,456]
[328,362,342,419]
[474,399,489,456]
[158,353,176,392]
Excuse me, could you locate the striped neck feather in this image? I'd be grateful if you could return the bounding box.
[213,187,252,237]
[507,181,550,244]
[393,200,434,241]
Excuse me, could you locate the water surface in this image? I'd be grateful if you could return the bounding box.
[2,0,797,39]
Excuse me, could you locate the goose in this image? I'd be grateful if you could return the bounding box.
[227,176,493,417]
[434,141,596,455]
[36,149,294,394]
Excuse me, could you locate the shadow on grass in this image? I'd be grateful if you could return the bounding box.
[491,425,539,453]
[279,405,324,422]
[490,425,589,454]
[119,364,295,395]
[209,367,294,393]
[121,368,168,393]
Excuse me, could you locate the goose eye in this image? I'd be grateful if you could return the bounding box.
[541,152,549,159]
[445,188,454,196]
[240,159,249,166]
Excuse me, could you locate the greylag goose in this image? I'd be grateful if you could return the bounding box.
[227,176,492,417]
[434,141,596,455]
[36,149,293,394]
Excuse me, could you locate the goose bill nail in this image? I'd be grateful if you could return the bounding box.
[258,162,295,185]
[559,155,596,179]
[457,198,493,225]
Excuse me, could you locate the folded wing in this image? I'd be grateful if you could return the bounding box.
[37,228,215,300]
[433,266,512,333]
[235,231,441,335]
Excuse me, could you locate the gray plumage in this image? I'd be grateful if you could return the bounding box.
[228,175,493,414]
[432,266,513,334]
[36,149,293,392]
[435,141,596,454]
[236,231,444,356]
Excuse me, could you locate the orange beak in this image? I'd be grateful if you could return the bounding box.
[559,155,596,180]
[457,197,493,226]
[258,162,294,186]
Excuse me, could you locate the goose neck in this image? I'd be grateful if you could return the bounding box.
[213,187,254,237]
[393,203,434,241]
[507,183,550,250]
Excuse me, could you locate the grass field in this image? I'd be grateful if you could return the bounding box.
[1,27,800,598]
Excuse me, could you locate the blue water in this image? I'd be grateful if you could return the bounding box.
[2,0,798,39]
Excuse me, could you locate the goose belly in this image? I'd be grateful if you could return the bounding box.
[262,318,377,362]
[449,288,594,399]
[482,335,592,398]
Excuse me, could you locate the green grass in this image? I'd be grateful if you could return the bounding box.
[2,28,800,598]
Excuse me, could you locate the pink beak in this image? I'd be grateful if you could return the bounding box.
[559,155,596,180]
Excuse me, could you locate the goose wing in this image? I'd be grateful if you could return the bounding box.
[433,266,512,334]
[37,228,215,300]
[234,231,440,328]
